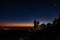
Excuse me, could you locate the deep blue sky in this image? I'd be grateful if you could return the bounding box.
[0,0,60,24]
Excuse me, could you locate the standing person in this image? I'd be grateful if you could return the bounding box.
[34,20,37,30]
[37,21,39,28]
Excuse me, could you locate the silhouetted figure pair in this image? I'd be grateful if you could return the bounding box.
[34,20,39,29]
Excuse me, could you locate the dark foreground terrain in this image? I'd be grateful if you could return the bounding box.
[0,30,60,40]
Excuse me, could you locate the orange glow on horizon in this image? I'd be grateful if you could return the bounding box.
[0,23,34,27]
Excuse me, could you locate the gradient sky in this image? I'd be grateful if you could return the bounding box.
[0,0,60,25]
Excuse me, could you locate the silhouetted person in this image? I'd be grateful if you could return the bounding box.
[34,20,37,29]
[41,23,46,30]
[56,14,60,30]
[46,23,52,30]
[53,18,57,30]
[36,21,39,28]
[52,15,60,30]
